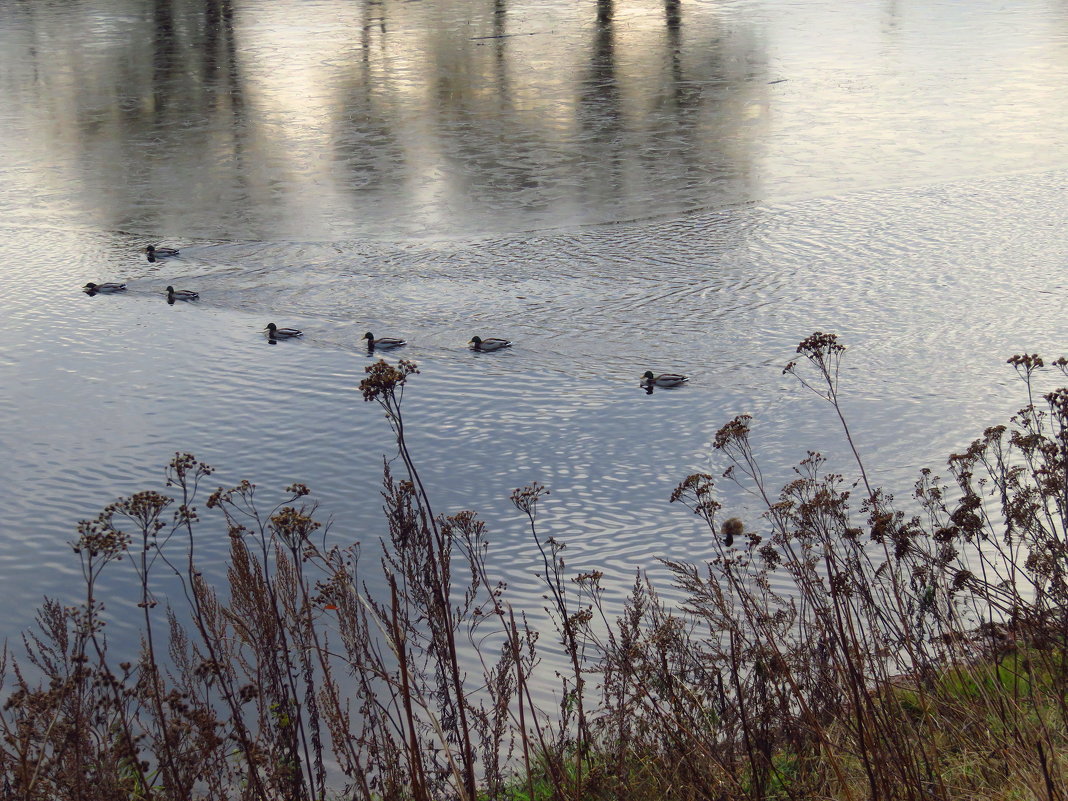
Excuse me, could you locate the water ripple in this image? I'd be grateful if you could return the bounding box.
[2,169,1068,675]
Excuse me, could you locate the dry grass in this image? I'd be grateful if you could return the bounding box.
[1,339,1066,800]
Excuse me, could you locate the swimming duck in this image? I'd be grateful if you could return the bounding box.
[641,371,688,387]
[83,282,127,293]
[166,286,199,301]
[144,245,180,257]
[265,323,303,339]
[469,336,512,352]
[362,332,406,349]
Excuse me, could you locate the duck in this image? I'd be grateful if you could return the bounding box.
[265,323,303,339]
[166,286,199,301]
[469,336,512,352]
[83,282,127,293]
[641,371,688,387]
[144,245,180,257]
[362,331,406,349]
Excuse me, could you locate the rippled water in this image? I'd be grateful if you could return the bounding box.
[2,0,1068,670]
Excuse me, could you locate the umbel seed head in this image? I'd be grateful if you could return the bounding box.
[721,517,744,547]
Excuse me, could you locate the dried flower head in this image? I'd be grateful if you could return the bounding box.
[721,517,744,547]
[1007,353,1044,374]
[713,415,752,451]
[359,358,420,402]
[511,483,549,516]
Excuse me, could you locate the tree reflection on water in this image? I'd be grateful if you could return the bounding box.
[0,0,761,239]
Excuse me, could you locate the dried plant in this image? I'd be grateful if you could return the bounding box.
[2,342,1066,800]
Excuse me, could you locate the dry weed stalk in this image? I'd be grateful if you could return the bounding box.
[1,342,1066,800]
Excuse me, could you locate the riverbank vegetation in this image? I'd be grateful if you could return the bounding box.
[1,334,1066,800]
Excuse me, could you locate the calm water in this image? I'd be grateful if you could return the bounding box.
[1,0,1067,660]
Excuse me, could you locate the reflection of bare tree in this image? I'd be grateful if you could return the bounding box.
[569,0,763,223]
[597,0,614,26]
[151,0,177,113]
[666,0,683,90]
[203,0,254,221]
[330,0,764,232]
[575,11,624,207]
[203,0,241,108]
[0,0,260,235]
[493,0,507,79]
[2,0,765,238]
[330,0,406,207]
[665,0,681,30]
[125,0,255,233]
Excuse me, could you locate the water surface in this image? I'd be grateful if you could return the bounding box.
[1,0,1067,668]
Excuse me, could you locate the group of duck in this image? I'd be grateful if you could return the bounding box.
[85,248,199,304]
[84,245,689,389]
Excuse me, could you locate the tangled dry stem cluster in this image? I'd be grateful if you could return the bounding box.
[1,342,1067,800]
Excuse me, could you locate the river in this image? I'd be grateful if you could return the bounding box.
[1,0,1066,656]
